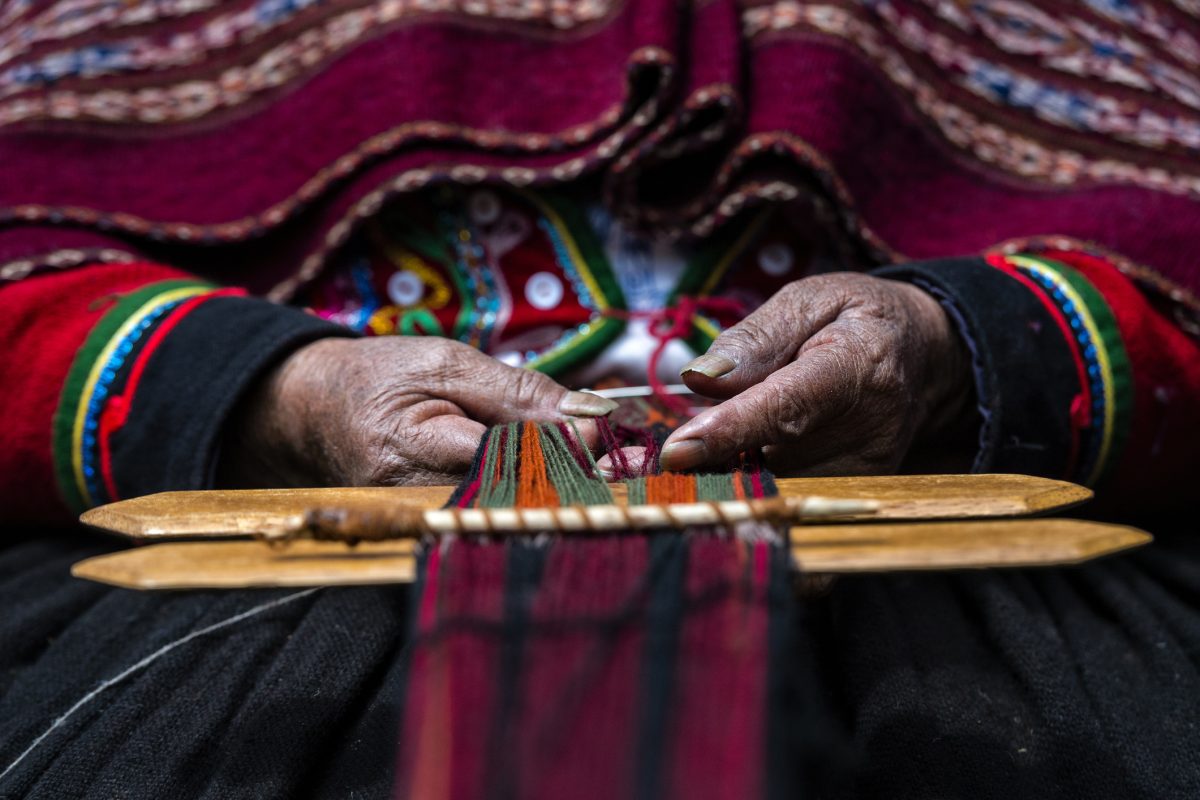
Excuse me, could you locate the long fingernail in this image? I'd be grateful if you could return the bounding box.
[558,391,619,417]
[660,439,708,471]
[681,353,736,379]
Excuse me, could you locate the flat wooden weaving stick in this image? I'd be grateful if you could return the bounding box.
[71,519,1152,590]
[80,474,1092,541]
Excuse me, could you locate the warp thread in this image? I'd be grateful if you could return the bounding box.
[456,419,773,510]
[396,421,799,800]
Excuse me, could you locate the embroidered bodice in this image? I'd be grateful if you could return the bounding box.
[301,186,841,387]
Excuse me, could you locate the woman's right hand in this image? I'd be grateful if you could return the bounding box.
[218,336,617,487]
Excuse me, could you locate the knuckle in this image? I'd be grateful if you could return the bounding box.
[776,279,808,303]
[762,383,808,441]
[437,347,479,381]
[808,271,856,295]
[851,301,894,324]
[506,366,552,408]
[354,400,393,442]
[364,455,414,486]
[726,315,772,350]
[832,327,901,393]
[766,407,803,443]
[362,420,439,484]
[355,422,410,484]
[857,332,894,372]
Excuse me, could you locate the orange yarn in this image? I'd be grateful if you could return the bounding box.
[644,472,697,505]
[730,470,746,501]
[516,422,559,508]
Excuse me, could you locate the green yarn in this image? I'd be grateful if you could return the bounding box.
[540,424,612,506]
[696,473,736,502]
[624,473,737,506]
[473,422,612,508]
[495,422,521,507]
[474,426,502,507]
[568,420,605,479]
[477,423,520,508]
[626,478,648,506]
[468,424,750,510]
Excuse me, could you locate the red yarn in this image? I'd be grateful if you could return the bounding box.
[605,295,748,416]
[556,421,597,478]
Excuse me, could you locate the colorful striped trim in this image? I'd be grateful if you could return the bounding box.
[1002,254,1134,485]
[373,189,626,376]
[985,254,1097,479]
[52,279,218,513]
[526,193,617,314]
[95,288,246,503]
[520,192,628,375]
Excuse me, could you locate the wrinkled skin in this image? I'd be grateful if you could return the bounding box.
[218,336,616,487]
[650,272,978,476]
[222,273,975,488]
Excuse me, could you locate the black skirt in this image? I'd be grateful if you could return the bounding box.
[1,524,1197,799]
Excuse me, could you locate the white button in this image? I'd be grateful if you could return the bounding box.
[387,269,424,306]
[758,242,794,276]
[525,271,564,310]
[468,190,502,225]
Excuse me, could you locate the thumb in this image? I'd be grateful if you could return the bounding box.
[661,335,856,471]
[679,279,844,399]
[446,349,617,423]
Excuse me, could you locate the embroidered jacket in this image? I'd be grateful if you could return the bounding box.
[2,185,1197,522]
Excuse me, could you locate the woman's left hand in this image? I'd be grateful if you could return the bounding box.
[658,272,977,476]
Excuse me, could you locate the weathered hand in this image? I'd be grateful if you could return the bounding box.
[219,336,616,487]
[658,272,977,476]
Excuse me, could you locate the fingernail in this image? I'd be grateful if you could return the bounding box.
[558,391,619,417]
[681,353,736,379]
[660,439,708,471]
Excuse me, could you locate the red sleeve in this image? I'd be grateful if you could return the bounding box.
[1038,249,1200,513]
[0,263,205,522]
[1,262,350,524]
[874,249,1197,515]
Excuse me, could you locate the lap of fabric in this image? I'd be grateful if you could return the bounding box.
[0,530,411,800]
[1,526,1197,800]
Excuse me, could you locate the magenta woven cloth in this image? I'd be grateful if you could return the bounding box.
[1,0,1199,310]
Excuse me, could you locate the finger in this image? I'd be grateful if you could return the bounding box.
[680,277,847,399]
[365,401,486,485]
[411,414,488,474]
[443,348,617,422]
[595,446,650,480]
[660,340,858,471]
[380,468,474,488]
